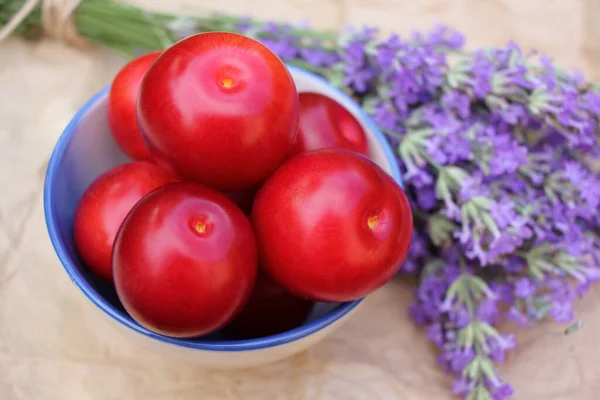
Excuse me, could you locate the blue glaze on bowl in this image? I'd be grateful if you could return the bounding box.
[43,65,403,354]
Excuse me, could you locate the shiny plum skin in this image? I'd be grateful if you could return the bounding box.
[137,32,300,191]
[292,92,370,157]
[112,181,258,338]
[251,149,413,302]
[107,51,161,161]
[73,161,177,282]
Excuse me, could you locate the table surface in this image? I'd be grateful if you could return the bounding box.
[1,1,600,399]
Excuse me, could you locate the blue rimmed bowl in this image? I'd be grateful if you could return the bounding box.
[43,64,403,368]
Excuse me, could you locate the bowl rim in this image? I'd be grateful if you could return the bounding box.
[43,64,403,352]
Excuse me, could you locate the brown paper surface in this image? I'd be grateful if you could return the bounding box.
[1,1,600,398]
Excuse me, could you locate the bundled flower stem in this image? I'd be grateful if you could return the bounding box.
[3,1,600,399]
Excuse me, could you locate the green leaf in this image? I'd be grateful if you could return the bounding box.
[444,275,465,308]
[459,323,475,349]
[446,69,469,88]
[459,287,475,316]
[473,326,488,350]
[429,214,456,246]
[435,175,452,201]
[407,128,434,143]
[508,49,520,68]
[533,258,555,273]
[543,184,559,204]
[476,385,493,400]
[528,87,552,113]
[528,264,545,281]
[328,67,346,88]
[479,211,500,238]
[470,196,493,209]
[477,321,500,339]
[405,109,425,128]
[361,96,379,114]
[447,73,459,88]
[462,202,480,228]
[491,73,507,93]
[444,166,469,188]
[399,140,419,166]
[555,252,579,267]
[484,94,508,110]
[529,244,553,257]
[467,275,494,301]
[478,357,499,385]
[461,202,472,226]
[464,355,481,380]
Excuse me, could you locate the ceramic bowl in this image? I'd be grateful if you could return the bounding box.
[43,64,403,369]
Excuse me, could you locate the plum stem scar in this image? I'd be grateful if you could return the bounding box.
[221,77,234,88]
[368,215,379,231]
[194,221,206,234]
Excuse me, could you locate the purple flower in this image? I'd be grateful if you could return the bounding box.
[341,39,378,92]
[492,384,514,400]
[488,340,507,363]
[477,299,499,324]
[458,176,487,203]
[502,255,526,274]
[234,16,253,32]
[344,64,377,92]
[486,134,529,176]
[343,39,366,63]
[489,198,516,229]
[547,278,576,303]
[514,277,536,299]
[452,377,475,397]
[269,21,600,400]
[387,69,422,111]
[372,100,400,131]
[486,216,533,262]
[402,230,431,274]
[491,282,515,305]
[508,306,529,328]
[443,264,462,282]
[550,300,574,323]
[416,185,437,210]
[414,275,446,321]
[259,37,298,59]
[449,306,470,329]
[427,322,445,347]
[444,134,473,164]
[439,347,475,373]
[442,90,471,119]
[376,34,404,69]
[497,103,527,124]
[418,275,447,302]
[582,91,600,115]
[404,165,434,188]
[409,302,429,325]
[470,51,494,97]
[488,334,517,363]
[423,135,449,165]
[562,161,588,186]
[580,177,600,210]
[424,25,465,50]
[299,47,335,67]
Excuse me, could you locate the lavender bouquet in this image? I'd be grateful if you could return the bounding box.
[3,1,600,399]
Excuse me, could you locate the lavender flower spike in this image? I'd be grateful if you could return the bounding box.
[225,20,600,400]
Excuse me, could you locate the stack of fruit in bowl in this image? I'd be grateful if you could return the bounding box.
[45,31,413,364]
